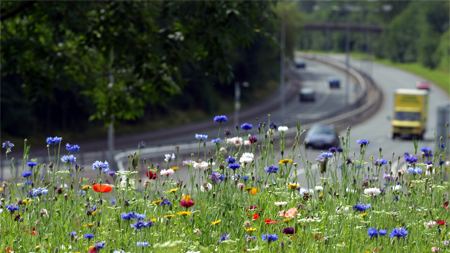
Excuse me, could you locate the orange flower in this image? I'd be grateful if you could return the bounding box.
[181,195,191,201]
[252,214,260,220]
[92,184,113,193]
[251,188,259,196]
[265,219,279,225]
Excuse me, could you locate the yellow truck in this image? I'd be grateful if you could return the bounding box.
[391,89,428,140]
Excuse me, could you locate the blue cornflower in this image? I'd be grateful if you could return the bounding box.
[241,123,253,131]
[92,161,109,172]
[95,241,106,249]
[224,128,231,136]
[22,171,32,178]
[210,172,224,184]
[110,199,116,205]
[65,143,80,153]
[269,121,278,129]
[262,233,278,242]
[211,138,221,144]
[439,160,445,165]
[338,165,344,169]
[70,231,77,235]
[214,115,228,123]
[137,242,149,247]
[79,190,86,195]
[421,146,432,154]
[46,136,62,145]
[353,203,371,212]
[121,212,133,220]
[389,227,408,238]
[219,234,230,243]
[195,134,208,141]
[367,228,378,238]
[138,141,146,148]
[336,147,343,152]
[131,221,150,231]
[404,153,418,163]
[32,188,48,197]
[425,161,433,165]
[5,205,20,213]
[329,147,337,153]
[407,167,422,175]
[61,155,76,163]
[226,156,236,164]
[228,163,241,170]
[84,234,95,240]
[440,143,445,149]
[27,162,37,168]
[243,175,250,181]
[160,199,171,206]
[316,152,333,162]
[265,165,279,173]
[374,159,387,166]
[379,229,387,236]
[2,141,14,153]
[108,171,117,177]
[356,139,370,146]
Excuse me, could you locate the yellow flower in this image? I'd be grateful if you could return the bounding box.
[151,218,156,222]
[319,193,324,198]
[152,200,163,205]
[279,159,293,165]
[396,225,402,227]
[82,185,90,190]
[164,214,175,219]
[92,210,101,215]
[169,188,179,193]
[0,187,3,191]
[178,211,192,216]
[244,187,252,192]
[283,218,291,222]
[251,188,259,196]
[245,227,257,232]
[211,219,221,225]
[286,183,300,189]
[36,245,41,250]
[361,213,367,217]
[181,195,191,201]
[410,183,414,187]
[97,227,103,230]
[83,222,95,227]
[171,167,179,171]
[22,199,31,204]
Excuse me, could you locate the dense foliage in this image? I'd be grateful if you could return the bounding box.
[0,117,449,252]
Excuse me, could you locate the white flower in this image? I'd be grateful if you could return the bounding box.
[244,140,252,146]
[364,188,381,196]
[227,137,243,146]
[165,153,175,162]
[267,129,275,136]
[201,183,213,192]
[160,169,174,176]
[186,251,200,253]
[315,186,323,192]
[425,220,437,228]
[336,206,349,214]
[392,185,402,191]
[299,188,313,195]
[346,188,356,193]
[278,126,289,133]
[240,153,254,163]
[193,162,208,170]
[274,201,288,206]
[399,167,408,175]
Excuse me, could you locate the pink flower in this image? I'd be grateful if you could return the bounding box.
[431,246,440,252]
[425,221,437,228]
[244,140,252,146]
[237,183,244,189]
[160,169,174,176]
[284,207,298,218]
[193,162,208,170]
[279,210,285,217]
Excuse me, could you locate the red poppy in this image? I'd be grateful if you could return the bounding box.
[92,184,113,193]
[88,247,98,253]
[314,234,322,240]
[264,219,279,225]
[181,200,195,208]
[252,214,260,220]
[4,248,14,253]
[444,201,449,209]
[146,170,157,180]
[435,220,446,226]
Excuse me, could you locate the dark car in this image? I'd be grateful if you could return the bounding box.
[299,88,315,102]
[328,77,340,89]
[304,124,340,149]
[295,61,306,69]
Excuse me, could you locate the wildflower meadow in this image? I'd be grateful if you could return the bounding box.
[1,115,449,253]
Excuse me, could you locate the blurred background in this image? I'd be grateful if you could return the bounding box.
[1,1,449,178]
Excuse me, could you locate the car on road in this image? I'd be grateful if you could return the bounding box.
[415,81,430,90]
[328,77,340,89]
[299,87,315,102]
[304,124,340,149]
[295,61,306,69]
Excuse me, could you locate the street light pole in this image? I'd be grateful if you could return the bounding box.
[234,82,241,127]
[345,7,350,112]
[280,0,286,124]
[108,71,115,169]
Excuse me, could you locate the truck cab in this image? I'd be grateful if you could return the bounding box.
[391,89,428,140]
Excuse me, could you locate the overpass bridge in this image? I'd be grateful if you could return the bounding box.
[304,23,382,34]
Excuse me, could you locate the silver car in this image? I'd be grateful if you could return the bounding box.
[305,124,340,149]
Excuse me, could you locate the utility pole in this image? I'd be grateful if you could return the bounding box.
[234,82,240,127]
[280,0,286,124]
